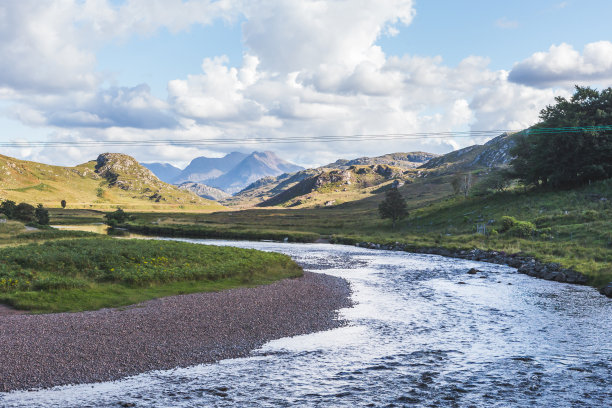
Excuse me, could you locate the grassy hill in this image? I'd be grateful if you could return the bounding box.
[0,153,223,211]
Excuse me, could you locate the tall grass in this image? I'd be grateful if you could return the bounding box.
[0,238,302,313]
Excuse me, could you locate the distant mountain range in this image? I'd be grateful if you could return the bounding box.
[225,133,518,208]
[0,133,519,209]
[144,151,304,195]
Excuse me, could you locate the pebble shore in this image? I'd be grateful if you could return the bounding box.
[0,272,351,392]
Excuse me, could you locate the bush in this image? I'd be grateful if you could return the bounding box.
[0,200,17,218]
[582,210,599,222]
[35,204,50,225]
[14,203,36,222]
[499,216,517,232]
[508,221,536,238]
[104,208,129,227]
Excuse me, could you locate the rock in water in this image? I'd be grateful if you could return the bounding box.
[600,282,612,298]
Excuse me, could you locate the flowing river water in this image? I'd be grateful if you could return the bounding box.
[1,238,611,407]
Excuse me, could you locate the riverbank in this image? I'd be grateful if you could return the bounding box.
[119,218,612,298]
[0,271,351,392]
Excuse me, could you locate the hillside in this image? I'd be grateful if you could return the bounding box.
[420,132,517,173]
[257,164,413,208]
[227,151,439,207]
[0,153,222,211]
[177,182,231,201]
[325,152,438,169]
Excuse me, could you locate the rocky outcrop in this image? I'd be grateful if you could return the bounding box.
[258,169,353,207]
[419,132,518,173]
[326,152,439,170]
[177,182,231,201]
[95,153,160,190]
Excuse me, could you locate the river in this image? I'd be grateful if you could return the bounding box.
[1,238,611,407]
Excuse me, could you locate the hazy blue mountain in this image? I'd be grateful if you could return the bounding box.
[175,152,249,184]
[207,151,304,194]
[141,162,182,183]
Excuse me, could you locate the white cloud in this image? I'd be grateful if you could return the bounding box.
[0,0,587,168]
[0,0,237,95]
[509,41,612,88]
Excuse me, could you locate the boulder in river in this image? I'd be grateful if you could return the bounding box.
[600,283,612,298]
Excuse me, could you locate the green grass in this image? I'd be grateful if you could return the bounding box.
[117,178,612,289]
[0,238,303,313]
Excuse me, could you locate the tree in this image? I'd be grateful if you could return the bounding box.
[378,187,408,229]
[104,207,129,227]
[510,86,612,187]
[451,173,476,197]
[479,170,511,193]
[61,199,66,209]
[0,200,17,219]
[35,204,50,225]
[14,203,36,222]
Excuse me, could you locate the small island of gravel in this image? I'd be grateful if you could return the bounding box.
[0,232,352,392]
[0,271,351,392]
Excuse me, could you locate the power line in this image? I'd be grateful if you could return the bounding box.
[0,126,610,148]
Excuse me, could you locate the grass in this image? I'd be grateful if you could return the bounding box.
[109,178,611,289]
[0,237,302,313]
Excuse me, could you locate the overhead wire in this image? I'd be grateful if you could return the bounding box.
[0,126,610,148]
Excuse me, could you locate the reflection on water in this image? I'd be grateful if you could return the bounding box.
[52,223,110,234]
[2,238,611,407]
[52,224,148,239]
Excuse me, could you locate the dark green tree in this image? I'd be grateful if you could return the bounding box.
[510,86,612,187]
[35,204,50,225]
[104,207,129,227]
[379,187,408,229]
[0,200,17,219]
[14,203,36,222]
[61,199,67,209]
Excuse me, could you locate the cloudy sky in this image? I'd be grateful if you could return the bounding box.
[1,0,611,168]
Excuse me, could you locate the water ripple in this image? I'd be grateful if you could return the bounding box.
[2,241,610,407]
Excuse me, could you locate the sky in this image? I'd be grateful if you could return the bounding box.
[1,0,612,169]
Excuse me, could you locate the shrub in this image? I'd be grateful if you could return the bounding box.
[499,216,517,232]
[582,210,599,222]
[0,200,17,219]
[105,208,129,227]
[14,203,36,222]
[508,221,536,238]
[35,204,50,225]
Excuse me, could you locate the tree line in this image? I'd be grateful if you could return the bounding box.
[509,86,612,188]
[0,200,49,225]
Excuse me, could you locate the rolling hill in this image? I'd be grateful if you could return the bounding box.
[0,153,223,211]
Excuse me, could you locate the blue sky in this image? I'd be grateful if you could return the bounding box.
[1,0,611,168]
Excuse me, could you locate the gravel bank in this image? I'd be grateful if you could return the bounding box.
[0,272,351,392]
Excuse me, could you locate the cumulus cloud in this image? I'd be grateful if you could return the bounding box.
[1,0,589,168]
[168,55,265,123]
[9,84,176,129]
[509,41,612,88]
[240,0,414,74]
[0,0,236,95]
